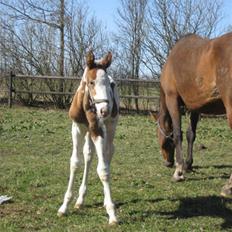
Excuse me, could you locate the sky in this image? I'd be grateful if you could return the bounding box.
[86,0,119,33]
[86,0,232,35]
[219,0,232,32]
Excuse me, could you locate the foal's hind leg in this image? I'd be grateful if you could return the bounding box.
[166,95,185,181]
[185,112,199,171]
[58,122,86,216]
[74,132,94,209]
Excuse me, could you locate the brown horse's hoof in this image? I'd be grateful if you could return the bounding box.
[220,176,232,198]
[183,162,193,173]
[164,161,174,168]
[172,166,185,182]
[221,185,232,198]
[172,173,185,182]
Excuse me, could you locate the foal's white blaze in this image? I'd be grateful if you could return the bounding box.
[94,69,113,119]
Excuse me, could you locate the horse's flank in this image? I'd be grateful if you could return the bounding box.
[161,32,232,112]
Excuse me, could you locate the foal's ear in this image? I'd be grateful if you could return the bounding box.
[101,51,112,69]
[110,81,118,118]
[110,81,115,89]
[86,50,95,68]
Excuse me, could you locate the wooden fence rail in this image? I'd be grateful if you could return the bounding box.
[0,73,160,111]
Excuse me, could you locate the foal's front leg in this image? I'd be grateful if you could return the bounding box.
[57,122,86,216]
[93,135,117,225]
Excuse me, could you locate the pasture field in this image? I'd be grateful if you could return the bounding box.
[1,106,232,232]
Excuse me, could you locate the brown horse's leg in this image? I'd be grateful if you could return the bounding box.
[221,107,232,197]
[185,112,199,171]
[226,108,232,129]
[221,174,232,198]
[166,95,184,181]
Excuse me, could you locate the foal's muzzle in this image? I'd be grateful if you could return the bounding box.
[93,99,110,118]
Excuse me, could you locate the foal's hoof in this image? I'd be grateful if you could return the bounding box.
[57,211,66,217]
[74,203,83,209]
[109,219,118,226]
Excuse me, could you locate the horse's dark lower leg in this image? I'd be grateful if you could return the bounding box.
[221,107,232,197]
[221,174,232,197]
[166,96,184,181]
[185,112,199,171]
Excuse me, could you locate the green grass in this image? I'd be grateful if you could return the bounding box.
[0,106,232,231]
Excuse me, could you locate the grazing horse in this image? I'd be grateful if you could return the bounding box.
[156,32,232,196]
[57,51,119,224]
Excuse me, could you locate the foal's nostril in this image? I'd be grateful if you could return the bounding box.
[100,107,109,117]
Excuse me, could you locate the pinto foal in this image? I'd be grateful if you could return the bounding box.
[57,51,119,224]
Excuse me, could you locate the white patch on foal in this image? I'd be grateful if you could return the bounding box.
[58,51,119,225]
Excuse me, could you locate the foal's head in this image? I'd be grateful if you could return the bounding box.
[83,51,116,119]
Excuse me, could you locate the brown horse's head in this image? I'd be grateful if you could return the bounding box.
[151,111,175,167]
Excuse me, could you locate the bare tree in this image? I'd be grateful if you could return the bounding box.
[65,2,110,76]
[114,0,148,111]
[0,0,110,107]
[0,0,64,73]
[144,0,222,78]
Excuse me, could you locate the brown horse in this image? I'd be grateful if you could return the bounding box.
[157,32,232,196]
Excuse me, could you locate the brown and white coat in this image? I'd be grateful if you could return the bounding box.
[58,51,119,224]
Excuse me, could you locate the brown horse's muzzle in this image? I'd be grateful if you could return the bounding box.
[160,138,175,168]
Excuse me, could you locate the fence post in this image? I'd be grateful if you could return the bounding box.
[8,72,14,108]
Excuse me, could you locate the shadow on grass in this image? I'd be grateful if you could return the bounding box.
[187,174,229,182]
[150,195,232,230]
[185,164,231,182]
[193,164,232,170]
[116,196,232,229]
